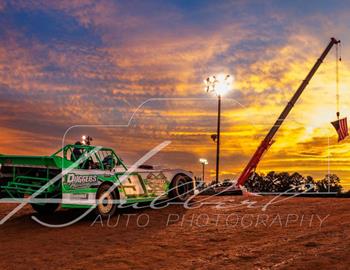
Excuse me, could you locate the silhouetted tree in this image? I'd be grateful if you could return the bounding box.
[316,174,342,193]
[245,172,264,192]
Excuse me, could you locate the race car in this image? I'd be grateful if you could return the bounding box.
[0,143,196,217]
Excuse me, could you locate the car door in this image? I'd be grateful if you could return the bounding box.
[120,173,147,197]
[138,170,168,197]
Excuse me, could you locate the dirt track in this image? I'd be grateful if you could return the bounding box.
[0,196,349,269]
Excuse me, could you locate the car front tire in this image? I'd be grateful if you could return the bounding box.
[95,183,119,218]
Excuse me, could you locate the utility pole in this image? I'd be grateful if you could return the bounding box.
[216,95,221,185]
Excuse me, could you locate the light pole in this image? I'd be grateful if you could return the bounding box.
[199,158,208,182]
[204,74,233,185]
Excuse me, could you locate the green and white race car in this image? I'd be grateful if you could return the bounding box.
[0,143,196,217]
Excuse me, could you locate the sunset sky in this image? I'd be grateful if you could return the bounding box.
[0,0,349,189]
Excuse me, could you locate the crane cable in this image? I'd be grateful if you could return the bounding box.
[336,42,342,120]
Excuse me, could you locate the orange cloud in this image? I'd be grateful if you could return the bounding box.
[1,2,350,189]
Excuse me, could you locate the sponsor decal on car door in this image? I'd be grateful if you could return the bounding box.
[140,172,168,197]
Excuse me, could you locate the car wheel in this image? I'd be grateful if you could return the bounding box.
[169,175,192,202]
[95,183,118,218]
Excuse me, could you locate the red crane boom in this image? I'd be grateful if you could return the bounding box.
[236,37,340,187]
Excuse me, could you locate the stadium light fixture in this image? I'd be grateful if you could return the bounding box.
[204,73,233,96]
[81,135,93,146]
[199,158,208,165]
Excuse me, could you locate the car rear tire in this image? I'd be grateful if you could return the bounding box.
[95,183,118,218]
[169,174,193,202]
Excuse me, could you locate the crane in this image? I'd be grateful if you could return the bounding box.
[236,37,341,188]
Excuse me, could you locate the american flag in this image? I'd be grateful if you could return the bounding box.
[331,117,349,142]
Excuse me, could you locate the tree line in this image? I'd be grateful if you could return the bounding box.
[244,171,342,193]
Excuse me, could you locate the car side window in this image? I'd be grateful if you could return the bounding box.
[95,150,122,171]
